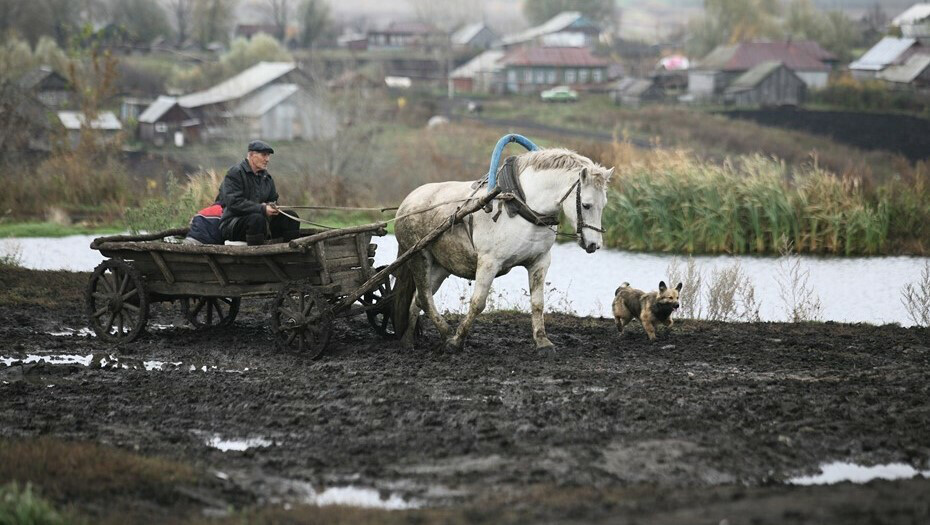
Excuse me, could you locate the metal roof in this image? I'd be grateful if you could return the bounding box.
[696,42,829,72]
[232,84,299,117]
[178,62,296,109]
[849,37,917,71]
[725,61,790,93]
[501,12,594,46]
[452,23,490,46]
[616,78,655,97]
[451,50,505,79]
[138,95,178,123]
[877,53,930,83]
[500,46,608,67]
[892,3,930,26]
[57,111,122,130]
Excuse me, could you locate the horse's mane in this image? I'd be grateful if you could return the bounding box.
[515,148,610,188]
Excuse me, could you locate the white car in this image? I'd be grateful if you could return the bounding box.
[541,85,579,102]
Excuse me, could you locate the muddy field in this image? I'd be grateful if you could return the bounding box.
[1,267,930,524]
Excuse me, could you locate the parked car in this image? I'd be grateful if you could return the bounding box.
[541,86,578,102]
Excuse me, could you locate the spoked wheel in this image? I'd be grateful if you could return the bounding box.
[180,297,240,328]
[270,282,334,359]
[359,265,397,338]
[86,259,149,343]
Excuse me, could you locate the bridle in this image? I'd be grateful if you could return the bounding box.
[556,168,605,248]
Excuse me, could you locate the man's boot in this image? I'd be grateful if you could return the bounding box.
[283,230,301,242]
[246,233,265,246]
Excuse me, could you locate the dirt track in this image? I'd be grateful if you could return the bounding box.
[1,267,930,523]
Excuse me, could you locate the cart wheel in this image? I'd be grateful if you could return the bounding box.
[359,265,397,338]
[86,259,149,343]
[180,297,240,328]
[271,283,333,359]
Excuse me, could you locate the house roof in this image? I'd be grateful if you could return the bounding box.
[18,66,69,91]
[452,23,492,46]
[233,84,299,117]
[849,37,918,71]
[790,41,837,62]
[696,42,830,72]
[501,11,597,46]
[451,49,505,79]
[178,62,296,109]
[616,78,655,97]
[725,61,794,93]
[877,53,930,83]
[57,111,122,131]
[373,21,437,35]
[892,3,930,26]
[500,46,609,67]
[138,95,179,123]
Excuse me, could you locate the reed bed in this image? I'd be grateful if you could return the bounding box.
[602,148,928,255]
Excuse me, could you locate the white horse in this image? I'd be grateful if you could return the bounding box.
[392,148,613,351]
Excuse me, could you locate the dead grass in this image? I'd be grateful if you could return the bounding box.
[0,438,196,505]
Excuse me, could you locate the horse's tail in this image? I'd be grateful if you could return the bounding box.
[392,261,416,337]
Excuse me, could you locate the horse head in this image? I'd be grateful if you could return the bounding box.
[516,149,614,253]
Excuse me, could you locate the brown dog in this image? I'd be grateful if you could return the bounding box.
[612,281,682,340]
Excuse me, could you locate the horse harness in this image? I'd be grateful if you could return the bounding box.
[469,156,604,247]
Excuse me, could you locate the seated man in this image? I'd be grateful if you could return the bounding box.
[219,140,300,246]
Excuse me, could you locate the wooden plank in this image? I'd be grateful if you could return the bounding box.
[97,240,301,256]
[289,222,388,250]
[91,228,188,249]
[355,234,372,279]
[333,187,501,313]
[202,254,228,286]
[149,251,175,284]
[314,242,331,284]
[262,256,289,282]
[146,281,341,298]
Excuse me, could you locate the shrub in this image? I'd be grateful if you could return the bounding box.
[775,238,824,322]
[0,482,66,525]
[704,261,761,322]
[901,260,930,327]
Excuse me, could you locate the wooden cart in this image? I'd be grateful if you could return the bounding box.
[86,188,499,358]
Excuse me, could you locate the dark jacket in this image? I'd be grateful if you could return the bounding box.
[219,159,279,237]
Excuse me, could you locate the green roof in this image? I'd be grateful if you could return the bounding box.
[725,61,785,93]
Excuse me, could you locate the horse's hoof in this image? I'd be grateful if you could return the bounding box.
[443,338,463,353]
[536,345,556,358]
[535,338,554,349]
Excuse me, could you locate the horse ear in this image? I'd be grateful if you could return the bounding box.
[604,167,614,181]
[580,167,588,180]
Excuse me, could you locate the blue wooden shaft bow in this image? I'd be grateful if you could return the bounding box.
[487,134,539,193]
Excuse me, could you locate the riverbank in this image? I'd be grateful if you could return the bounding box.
[1,267,928,523]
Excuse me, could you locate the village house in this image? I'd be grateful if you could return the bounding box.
[17,66,72,109]
[499,12,601,50]
[611,77,664,106]
[689,41,833,101]
[366,21,440,51]
[500,47,609,94]
[451,23,500,50]
[450,49,505,93]
[893,3,930,40]
[877,53,930,90]
[148,61,336,143]
[723,61,806,107]
[137,96,200,146]
[57,111,122,148]
[849,36,928,80]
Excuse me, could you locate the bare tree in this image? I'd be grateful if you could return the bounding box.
[298,0,330,49]
[166,0,195,46]
[192,0,238,47]
[266,0,293,42]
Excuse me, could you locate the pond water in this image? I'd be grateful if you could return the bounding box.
[3,234,928,326]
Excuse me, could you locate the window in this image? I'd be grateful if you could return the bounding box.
[565,69,576,84]
[578,69,589,83]
[524,69,533,84]
[155,122,168,133]
[508,70,517,83]
[535,69,545,84]
[546,69,557,84]
[592,69,603,83]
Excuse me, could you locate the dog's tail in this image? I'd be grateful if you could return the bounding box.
[614,282,630,296]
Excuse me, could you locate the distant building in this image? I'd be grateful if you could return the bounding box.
[367,21,439,51]
[689,41,833,100]
[500,12,601,50]
[877,53,930,90]
[892,3,930,39]
[137,96,200,146]
[611,77,664,107]
[172,61,336,142]
[500,46,609,94]
[450,49,505,93]
[17,67,72,108]
[452,23,499,50]
[723,61,806,107]
[57,111,122,148]
[849,37,927,80]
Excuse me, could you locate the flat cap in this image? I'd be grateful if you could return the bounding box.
[247,140,274,154]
